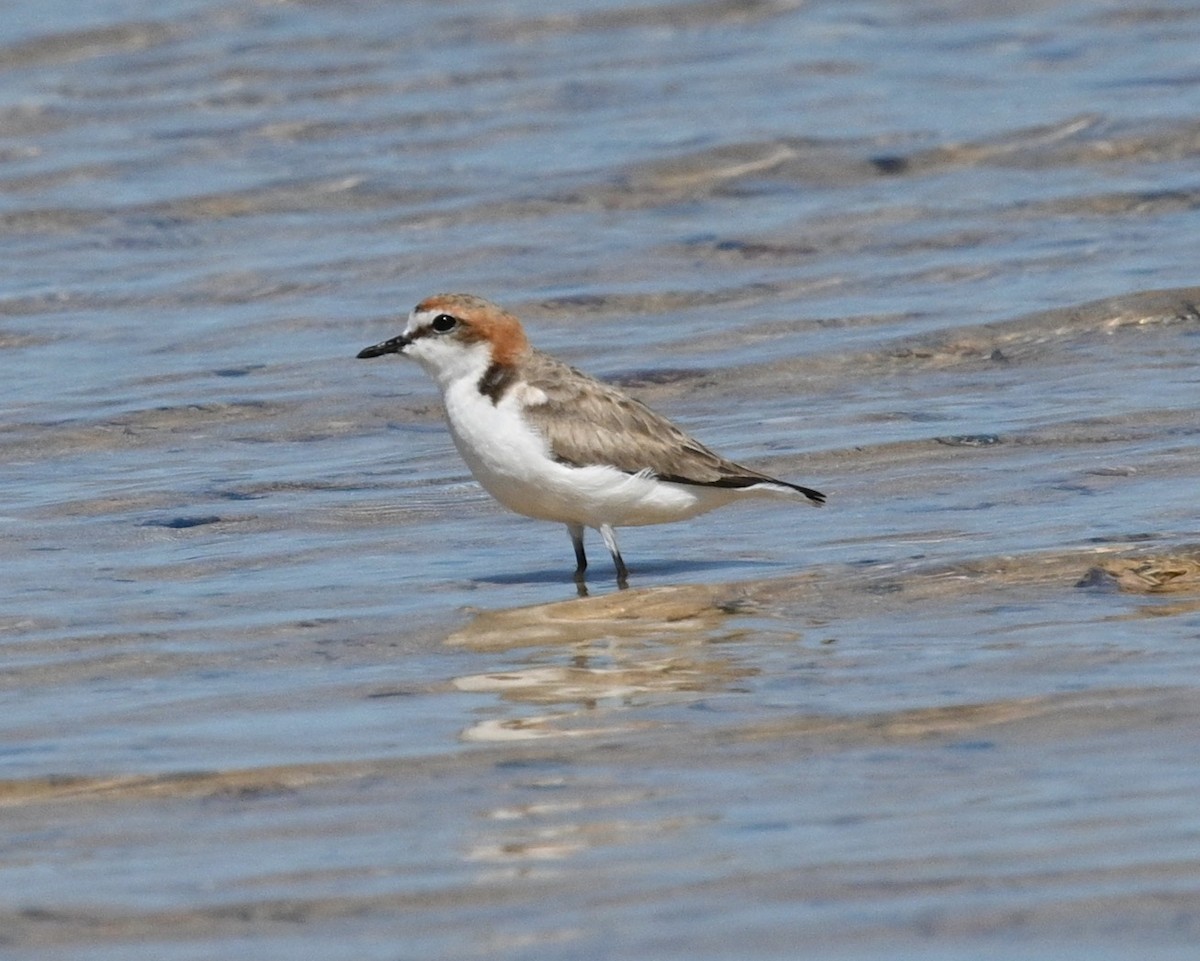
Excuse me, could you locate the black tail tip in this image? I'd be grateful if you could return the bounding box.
[800,486,826,506]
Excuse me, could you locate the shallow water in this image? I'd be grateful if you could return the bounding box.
[3,0,1200,958]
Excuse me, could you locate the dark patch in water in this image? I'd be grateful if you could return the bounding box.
[214,365,266,378]
[610,367,707,387]
[141,515,222,529]
[871,155,909,174]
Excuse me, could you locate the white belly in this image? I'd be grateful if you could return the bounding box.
[440,381,731,528]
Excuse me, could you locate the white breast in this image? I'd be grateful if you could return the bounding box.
[442,379,560,516]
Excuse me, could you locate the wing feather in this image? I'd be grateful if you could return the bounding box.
[518,350,824,503]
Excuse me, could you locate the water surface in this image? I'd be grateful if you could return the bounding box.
[3,1,1200,958]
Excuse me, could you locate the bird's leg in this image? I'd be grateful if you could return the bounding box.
[568,524,590,596]
[598,523,629,588]
[567,523,587,576]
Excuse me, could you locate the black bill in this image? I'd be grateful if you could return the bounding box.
[356,334,411,359]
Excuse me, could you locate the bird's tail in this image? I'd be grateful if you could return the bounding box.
[655,470,826,506]
[745,479,826,506]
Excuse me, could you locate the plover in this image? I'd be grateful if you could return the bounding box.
[358,294,824,586]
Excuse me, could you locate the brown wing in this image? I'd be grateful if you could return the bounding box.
[519,350,824,503]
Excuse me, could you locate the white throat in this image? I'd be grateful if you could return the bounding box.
[406,336,493,393]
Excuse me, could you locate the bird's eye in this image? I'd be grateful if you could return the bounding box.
[431,314,458,333]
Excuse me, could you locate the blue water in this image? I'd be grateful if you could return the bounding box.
[3,1,1200,958]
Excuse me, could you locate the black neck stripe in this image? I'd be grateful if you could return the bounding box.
[477,362,517,404]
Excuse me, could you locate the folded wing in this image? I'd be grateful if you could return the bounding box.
[519,350,824,505]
